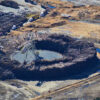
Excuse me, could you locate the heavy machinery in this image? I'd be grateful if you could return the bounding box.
[26,14,40,21]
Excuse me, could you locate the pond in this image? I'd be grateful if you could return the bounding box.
[11,50,63,64]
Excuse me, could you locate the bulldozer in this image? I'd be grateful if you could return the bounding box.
[26,13,40,21]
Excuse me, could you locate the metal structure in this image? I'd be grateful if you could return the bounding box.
[20,31,40,65]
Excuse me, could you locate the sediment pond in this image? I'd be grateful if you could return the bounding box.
[11,50,63,64]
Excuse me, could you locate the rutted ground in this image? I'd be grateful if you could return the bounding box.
[0,0,44,35]
[11,0,100,44]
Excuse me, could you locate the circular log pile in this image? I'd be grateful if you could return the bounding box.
[0,34,98,80]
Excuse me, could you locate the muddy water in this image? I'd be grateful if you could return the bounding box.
[11,50,63,64]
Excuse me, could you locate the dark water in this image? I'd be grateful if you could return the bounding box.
[11,50,63,64]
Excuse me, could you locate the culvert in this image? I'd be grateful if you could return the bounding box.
[0,34,99,80]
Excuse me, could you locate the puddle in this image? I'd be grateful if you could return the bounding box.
[96,48,100,53]
[47,4,56,9]
[11,50,63,64]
